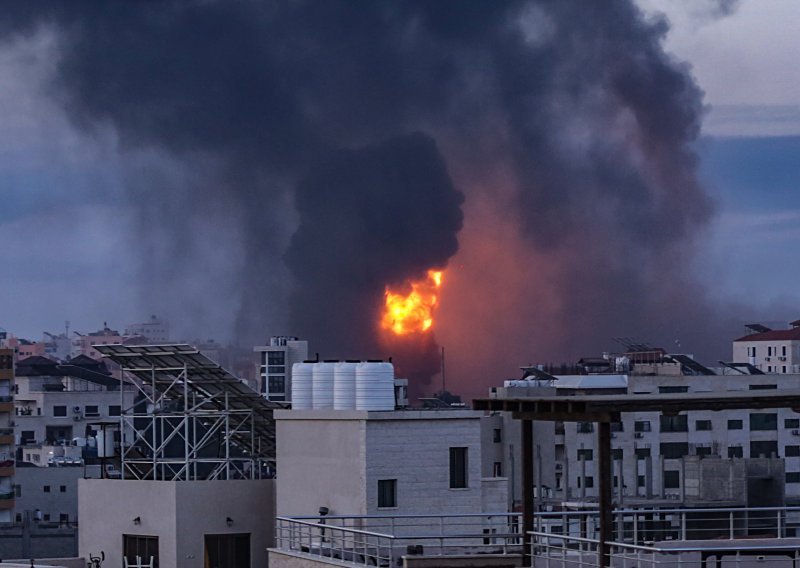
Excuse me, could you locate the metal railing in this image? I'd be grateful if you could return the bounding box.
[275,513,522,565]
[529,530,800,567]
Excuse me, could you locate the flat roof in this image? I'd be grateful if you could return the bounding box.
[275,409,481,421]
[473,390,800,422]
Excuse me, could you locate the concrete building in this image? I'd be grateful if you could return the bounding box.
[70,325,124,360]
[276,409,507,518]
[12,466,90,526]
[124,315,170,344]
[733,320,800,374]
[254,336,308,402]
[13,355,135,455]
[0,348,15,521]
[78,479,274,568]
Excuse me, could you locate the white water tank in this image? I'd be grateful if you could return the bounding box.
[355,361,395,411]
[312,361,337,409]
[334,361,358,410]
[291,362,314,409]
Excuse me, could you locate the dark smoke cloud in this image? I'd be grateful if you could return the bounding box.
[0,1,738,397]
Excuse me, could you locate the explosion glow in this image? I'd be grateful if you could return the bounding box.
[382,270,444,336]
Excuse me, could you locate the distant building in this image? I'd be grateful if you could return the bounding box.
[124,315,170,344]
[71,324,124,360]
[254,337,308,402]
[0,349,15,521]
[733,320,800,374]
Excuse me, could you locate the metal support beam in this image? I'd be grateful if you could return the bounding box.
[522,419,534,565]
[597,421,613,567]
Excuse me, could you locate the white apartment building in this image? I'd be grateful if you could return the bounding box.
[733,320,800,374]
[124,315,170,343]
[253,336,308,402]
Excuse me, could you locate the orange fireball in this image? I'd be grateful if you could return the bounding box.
[382,270,444,335]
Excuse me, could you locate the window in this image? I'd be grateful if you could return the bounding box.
[109,405,121,417]
[659,386,688,394]
[783,346,788,357]
[611,449,623,460]
[728,419,743,430]
[664,470,680,489]
[728,446,744,459]
[786,446,800,457]
[449,447,468,489]
[59,485,66,493]
[660,442,689,459]
[750,384,777,390]
[695,420,712,431]
[493,429,502,443]
[577,449,593,461]
[124,535,159,568]
[660,415,688,433]
[577,476,594,488]
[696,446,713,457]
[493,462,503,477]
[577,422,594,434]
[634,421,651,432]
[750,413,778,431]
[747,346,756,357]
[15,513,21,523]
[267,351,285,365]
[53,406,67,417]
[611,422,624,432]
[637,475,645,487]
[84,405,99,417]
[15,485,21,498]
[267,366,285,374]
[43,485,50,493]
[768,346,773,357]
[786,419,800,429]
[59,513,69,524]
[378,479,397,508]
[268,376,285,394]
[635,447,651,460]
[43,514,50,522]
[788,473,800,484]
[751,441,779,458]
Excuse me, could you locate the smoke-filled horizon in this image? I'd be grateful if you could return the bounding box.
[0,1,748,397]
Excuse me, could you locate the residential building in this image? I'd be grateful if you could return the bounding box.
[124,315,170,344]
[733,320,800,374]
[70,324,124,360]
[0,348,14,521]
[254,336,308,402]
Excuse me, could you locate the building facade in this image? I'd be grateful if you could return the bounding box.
[0,348,14,521]
[733,321,800,374]
[124,315,170,344]
[254,336,308,402]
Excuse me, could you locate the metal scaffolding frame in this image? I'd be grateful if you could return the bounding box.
[95,344,281,481]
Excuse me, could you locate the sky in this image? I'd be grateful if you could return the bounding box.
[0,1,799,365]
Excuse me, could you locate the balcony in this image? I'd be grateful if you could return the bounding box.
[0,490,13,510]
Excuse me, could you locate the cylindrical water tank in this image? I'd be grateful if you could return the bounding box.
[291,362,315,409]
[312,361,337,409]
[355,361,395,411]
[334,361,359,410]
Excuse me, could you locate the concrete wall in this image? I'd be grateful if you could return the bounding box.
[79,479,275,568]
[15,467,85,523]
[276,411,366,517]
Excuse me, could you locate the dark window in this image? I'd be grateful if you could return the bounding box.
[577,449,593,461]
[267,366,285,374]
[493,429,502,443]
[660,415,688,433]
[611,422,624,432]
[728,419,743,430]
[637,475,645,487]
[59,485,66,493]
[124,535,159,568]
[0,355,12,369]
[611,449,623,460]
[787,473,800,484]
[786,446,800,457]
[578,476,594,488]
[695,420,712,431]
[750,384,778,390]
[786,419,800,429]
[750,413,778,431]
[378,479,397,508]
[43,485,50,493]
[53,406,67,417]
[20,431,35,445]
[84,405,99,417]
[660,442,689,459]
[634,421,651,432]
[109,405,121,417]
[783,346,788,357]
[577,422,594,434]
[728,446,744,458]
[59,513,69,524]
[493,462,503,477]
[751,441,779,458]
[43,514,50,521]
[659,386,688,394]
[268,376,285,394]
[696,446,713,457]
[449,447,468,489]
[15,513,21,523]
[267,352,285,365]
[664,470,680,489]
[635,448,651,460]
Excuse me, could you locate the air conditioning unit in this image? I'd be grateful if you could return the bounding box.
[765,357,771,362]
[72,406,81,413]
[634,432,644,439]
[555,463,563,471]
[780,357,787,361]
[792,429,800,436]
[73,412,83,422]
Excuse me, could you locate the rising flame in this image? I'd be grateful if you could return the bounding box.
[382,270,444,335]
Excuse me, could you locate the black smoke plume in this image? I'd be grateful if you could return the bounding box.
[0,1,737,397]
